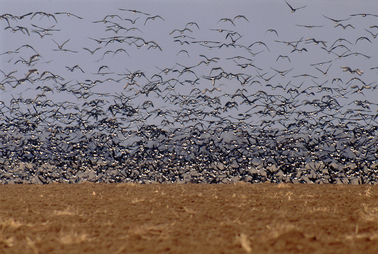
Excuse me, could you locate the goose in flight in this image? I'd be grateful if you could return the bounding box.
[285,1,306,13]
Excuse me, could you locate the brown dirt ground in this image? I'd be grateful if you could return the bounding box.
[1,182,378,254]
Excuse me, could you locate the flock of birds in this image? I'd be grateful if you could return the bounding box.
[0,3,378,184]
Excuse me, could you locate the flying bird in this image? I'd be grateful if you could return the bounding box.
[176,49,190,57]
[66,65,85,73]
[265,29,279,37]
[355,36,372,44]
[364,29,378,39]
[54,12,83,19]
[144,15,165,25]
[334,23,355,29]
[216,18,235,26]
[169,28,193,35]
[98,65,111,73]
[296,24,324,29]
[233,15,249,22]
[322,15,350,23]
[13,12,33,20]
[123,17,139,24]
[315,64,332,76]
[118,8,151,16]
[185,22,200,29]
[285,1,306,12]
[52,39,70,50]
[31,12,57,22]
[5,25,30,36]
[276,55,291,62]
[83,47,102,55]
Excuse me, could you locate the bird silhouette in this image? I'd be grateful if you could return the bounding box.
[285,1,306,12]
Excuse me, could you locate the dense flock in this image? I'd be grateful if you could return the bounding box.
[1,2,378,184]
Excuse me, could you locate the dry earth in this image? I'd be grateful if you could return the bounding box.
[1,182,378,253]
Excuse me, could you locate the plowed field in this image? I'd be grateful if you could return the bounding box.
[1,183,378,253]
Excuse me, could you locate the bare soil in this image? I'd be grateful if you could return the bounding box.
[1,182,378,253]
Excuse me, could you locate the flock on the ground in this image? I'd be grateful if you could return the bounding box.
[0,3,378,184]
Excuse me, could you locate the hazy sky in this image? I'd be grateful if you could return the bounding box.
[1,0,377,128]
